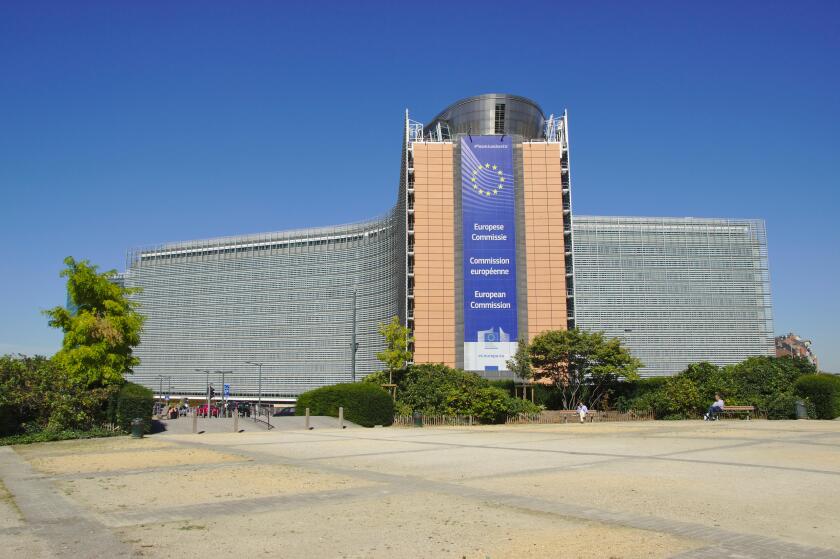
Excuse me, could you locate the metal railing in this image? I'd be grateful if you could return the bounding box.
[392,415,476,428]
[506,410,655,424]
[252,404,274,430]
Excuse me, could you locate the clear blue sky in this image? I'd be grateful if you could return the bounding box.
[1,1,838,371]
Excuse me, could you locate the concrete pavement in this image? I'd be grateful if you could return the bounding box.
[2,420,839,558]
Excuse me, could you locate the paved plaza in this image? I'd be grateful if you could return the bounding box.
[2,420,840,558]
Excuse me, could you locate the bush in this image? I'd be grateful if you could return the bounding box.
[662,376,703,418]
[614,377,669,412]
[297,383,394,427]
[764,391,799,420]
[0,404,17,436]
[727,356,814,410]
[114,382,154,432]
[795,374,840,419]
[488,379,516,395]
[467,387,514,424]
[616,357,816,419]
[364,364,540,423]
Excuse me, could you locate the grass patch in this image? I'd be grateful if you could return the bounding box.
[0,427,124,446]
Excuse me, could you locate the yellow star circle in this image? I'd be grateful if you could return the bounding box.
[471,162,509,196]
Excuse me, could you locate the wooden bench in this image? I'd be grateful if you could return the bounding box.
[556,410,596,423]
[717,405,756,420]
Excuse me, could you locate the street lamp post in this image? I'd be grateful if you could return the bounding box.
[351,288,359,383]
[245,361,264,415]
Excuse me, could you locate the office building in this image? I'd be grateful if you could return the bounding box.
[123,94,773,398]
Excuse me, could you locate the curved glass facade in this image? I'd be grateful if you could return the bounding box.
[125,214,402,398]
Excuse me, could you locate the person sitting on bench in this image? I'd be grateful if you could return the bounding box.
[576,402,589,423]
[704,393,724,421]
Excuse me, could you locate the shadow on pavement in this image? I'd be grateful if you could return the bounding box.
[149,419,168,434]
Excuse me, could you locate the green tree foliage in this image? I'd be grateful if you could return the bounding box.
[45,257,145,387]
[0,354,118,435]
[528,329,641,409]
[624,356,819,419]
[296,383,394,427]
[505,338,532,399]
[363,363,540,423]
[660,376,703,419]
[795,374,840,419]
[376,316,413,385]
[112,382,154,432]
[727,356,816,407]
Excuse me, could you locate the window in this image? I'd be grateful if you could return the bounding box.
[494,103,506,134]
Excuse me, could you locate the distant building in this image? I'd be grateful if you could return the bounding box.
[775,333,818,368]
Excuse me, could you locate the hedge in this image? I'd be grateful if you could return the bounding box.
[363,364,541,422]
[296,383,394,427]
[795,374,840,420]
[114,382,154,432]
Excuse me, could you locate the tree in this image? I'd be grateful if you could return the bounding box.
[376,316,413,388]
[44,257,145,388]
[528,329,641,409]
[505,338,532,399]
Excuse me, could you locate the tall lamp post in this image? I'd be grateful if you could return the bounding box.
[351,288,359,383]
[245,361,264,413]
[157,375,172,408]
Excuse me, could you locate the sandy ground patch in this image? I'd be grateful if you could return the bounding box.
[116,491,699,558]
[60,462,376,513]
[464,460,840,550]
[14,436,177,458]
[24,446,246,475]
[696,441,840,471]
[0,530,54,558]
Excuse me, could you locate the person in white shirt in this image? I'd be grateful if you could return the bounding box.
[704,393,725,421]
[576,403,589,423]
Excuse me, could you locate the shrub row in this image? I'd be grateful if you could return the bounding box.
[611,357,828,420]
[795,374,840,420]
[296,383,394,427]
[363,363,541,423]
[108,381,154,432]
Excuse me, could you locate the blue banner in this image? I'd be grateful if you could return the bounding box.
[462,135,518,371]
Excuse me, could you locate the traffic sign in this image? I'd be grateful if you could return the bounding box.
[223,383,230,397]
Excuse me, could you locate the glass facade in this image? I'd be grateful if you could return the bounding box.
[125,215,402,398]
[572,216,774,377]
